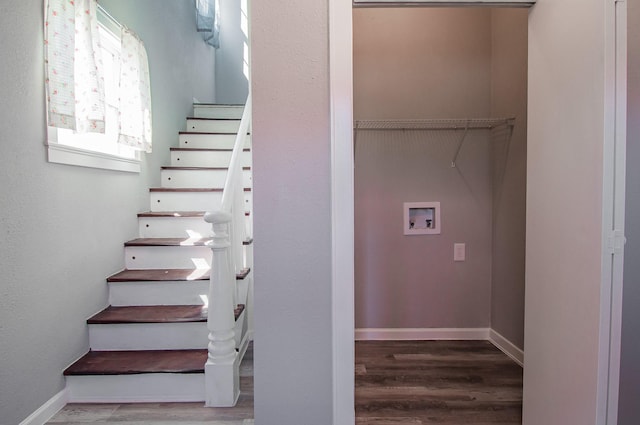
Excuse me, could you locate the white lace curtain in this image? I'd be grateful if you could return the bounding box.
[45,0,152,153]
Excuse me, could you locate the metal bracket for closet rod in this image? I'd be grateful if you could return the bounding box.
[451,123,470,168]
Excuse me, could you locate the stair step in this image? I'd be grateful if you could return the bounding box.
[65,349,207,375]
[149,187,252,212]
[106,269,251,308]
[161,166,252,189]
[193,104,244,119]
[137,211,250,217]
[109,279,209,306]
[186,118,241,134]
[136,211,251,239]
[179,132,251,149]
[64,350,207,402]
[107,267,251,282]
[86,305,245,350]
[88,304,245,324]
[170,148,251,168]
[125,237,253,246]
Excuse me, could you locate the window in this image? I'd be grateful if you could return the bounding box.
[45,1,151,173]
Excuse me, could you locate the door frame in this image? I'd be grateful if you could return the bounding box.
[328,1,626,424]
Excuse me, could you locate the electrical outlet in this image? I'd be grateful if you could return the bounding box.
[454,243,466,262]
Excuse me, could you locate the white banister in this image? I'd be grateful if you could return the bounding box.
[204,93,251,407]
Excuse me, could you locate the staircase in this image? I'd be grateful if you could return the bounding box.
[63,103,253,405]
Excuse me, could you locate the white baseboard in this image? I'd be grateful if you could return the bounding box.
[355,327,491,341]
[489,329,524,367]
[355,327,524,367]
[19,389,68,425]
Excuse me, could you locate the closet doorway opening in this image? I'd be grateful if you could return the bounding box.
[353,5,528,422]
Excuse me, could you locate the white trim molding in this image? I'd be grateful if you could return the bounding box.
[353,0,536,7]
[19,389,68,425]
[356,327,491,341]
[489,329,524,367]
[47,143,141,173]
[329,0,355,422]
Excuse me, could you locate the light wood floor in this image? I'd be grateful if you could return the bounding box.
[48,341,522,424]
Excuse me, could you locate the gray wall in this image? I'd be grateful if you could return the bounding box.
[0,1,215,423]
[252,0,333,422]
[618,0,640,422]
[216,0,249,104]
[523,0,607,423]
[489,8,528,349]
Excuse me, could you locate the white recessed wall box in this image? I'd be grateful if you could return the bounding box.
[404,202,441,235]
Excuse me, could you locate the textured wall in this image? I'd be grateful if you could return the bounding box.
[354,8,494,331]
[216,0,249,104]
[489,8,528,350]
[354,8,492,120]
[618,0,640,422]
[0,1,215,423]
[252,0,333,423]
[353,8,528,337]
[523,0,606,423]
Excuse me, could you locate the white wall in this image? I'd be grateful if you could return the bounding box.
[618,0,640,422]
[216,0,249,104]
[523,0,607,423]
[0,1,215,423]
[490,8,528,349]
[252,0,333,422]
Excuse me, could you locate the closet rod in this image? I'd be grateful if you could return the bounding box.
[354,117,515,131]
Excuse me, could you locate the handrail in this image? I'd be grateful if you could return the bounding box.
[221,94,252,212]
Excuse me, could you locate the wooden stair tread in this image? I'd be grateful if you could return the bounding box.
[137,211,250,217]
[193,103,244,107]
[64,349,207,375]
[138,211,205,218]
[125,237,211,246]
[170,147,250,152]
[178,131,248,136]
[161,166,251,170]
[186,117,240,121]
[88,304,245,324]
[124,237,253,246]
[107,267,251,282]
[149,187,251,192]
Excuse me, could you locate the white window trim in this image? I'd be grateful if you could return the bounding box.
[46,134,141,173]
[45,5,142,173]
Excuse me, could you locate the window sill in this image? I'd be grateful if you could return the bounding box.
[46,142,141,173]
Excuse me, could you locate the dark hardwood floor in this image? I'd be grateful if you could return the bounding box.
[49,340,522,424]
[355,340,523,424]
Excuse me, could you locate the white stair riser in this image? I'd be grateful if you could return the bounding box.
[89,314,245,351]
[125,245,211,269]
[109,281,209,306]
[90,322,207,350]
[150,191,252,212]
[171,150,251,168]
[138,216,252,238]
[186,119,240,133]
[193,105,243,119]
[180,133,251,149]
[66,374,205,403]
[161,169,252,189]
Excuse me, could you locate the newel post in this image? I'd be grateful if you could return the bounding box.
[204,210,240,407]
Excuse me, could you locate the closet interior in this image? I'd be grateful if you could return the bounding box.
[353,6,528,351]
